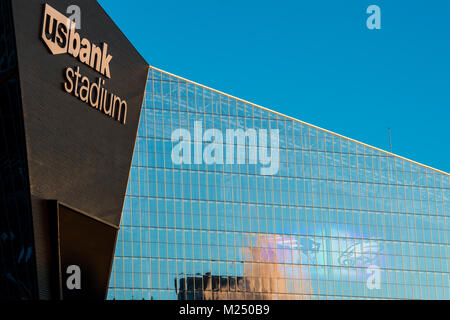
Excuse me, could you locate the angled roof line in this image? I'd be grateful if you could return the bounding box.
[149,65,450,177]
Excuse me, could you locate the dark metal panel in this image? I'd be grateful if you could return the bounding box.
[30,198,59,300]
[4,0,149,299]
[57,203,117,300]
[0,0,38,300]
[11,0,149,227]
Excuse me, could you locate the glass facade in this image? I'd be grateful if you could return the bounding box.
[107,66,450,300]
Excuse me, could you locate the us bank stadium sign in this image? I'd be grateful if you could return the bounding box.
[41,3,128,125]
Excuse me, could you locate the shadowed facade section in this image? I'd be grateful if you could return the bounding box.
[0,0,148,299]
[0,0,38,300]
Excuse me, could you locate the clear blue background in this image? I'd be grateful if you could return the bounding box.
[99,0,450,174]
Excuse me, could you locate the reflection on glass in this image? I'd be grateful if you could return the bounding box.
[107,67,450,301]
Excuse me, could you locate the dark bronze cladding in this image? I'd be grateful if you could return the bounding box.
[0,0,38,300]
[57,203,118,300]
[0,0,149,299]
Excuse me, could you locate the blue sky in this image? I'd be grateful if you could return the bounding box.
[99,0,450,174]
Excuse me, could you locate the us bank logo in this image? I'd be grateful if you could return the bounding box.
[41,3,112,78]
[41,3,128,125]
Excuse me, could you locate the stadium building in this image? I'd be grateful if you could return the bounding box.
[0,0,448,300]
